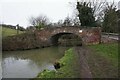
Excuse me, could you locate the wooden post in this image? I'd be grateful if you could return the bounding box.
[16,24,19,34]
[99,27,102,44]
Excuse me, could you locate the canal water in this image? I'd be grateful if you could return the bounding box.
[2,46,69,78]
[0,55,1,78]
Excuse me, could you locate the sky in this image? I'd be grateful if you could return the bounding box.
[0,0,120,28]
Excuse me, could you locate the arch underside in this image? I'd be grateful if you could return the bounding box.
[49,32,82,46]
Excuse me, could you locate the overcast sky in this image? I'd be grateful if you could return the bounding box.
[0,0,120,28]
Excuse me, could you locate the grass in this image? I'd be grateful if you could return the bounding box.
[0,27,2,36]
[88,43,118,77]
[88,43,118,66]
[36,48,80,78]
[2,27,24,37]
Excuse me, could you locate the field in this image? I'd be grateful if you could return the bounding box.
[2,27,24,37]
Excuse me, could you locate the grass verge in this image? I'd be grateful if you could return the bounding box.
[36,48,80,78]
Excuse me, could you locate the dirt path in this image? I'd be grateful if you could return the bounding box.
[74,46,118,78]
[74,46,92,78]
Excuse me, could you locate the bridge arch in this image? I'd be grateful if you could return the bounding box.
[49,32,83,46]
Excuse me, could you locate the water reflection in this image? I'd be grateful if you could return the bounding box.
[0,54,2,79]
[0,26,2,79]
[2,46,69,78]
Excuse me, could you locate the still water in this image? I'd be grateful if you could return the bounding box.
[0,54,2,79]
[2,46,69,78]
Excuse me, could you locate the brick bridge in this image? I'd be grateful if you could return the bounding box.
[35,27,101,45]
[2,26,101,51]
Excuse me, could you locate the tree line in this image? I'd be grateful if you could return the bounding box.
[28,0,120,33]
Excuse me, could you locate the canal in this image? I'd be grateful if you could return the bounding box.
[2,46,70,78]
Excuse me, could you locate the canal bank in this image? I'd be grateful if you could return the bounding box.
[35,48,81,78]
[34,43,118,78]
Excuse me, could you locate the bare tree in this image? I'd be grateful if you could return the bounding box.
[63,16,73,26]
[72,16,81,27]
[29,15,49,30]
[57,19,64,27]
